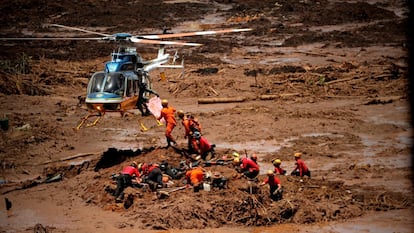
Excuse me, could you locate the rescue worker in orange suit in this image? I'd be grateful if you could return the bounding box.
[144,163,164,191]
[177,110,196,153]
[185,166,205,192]
[157,99,177,147]
[291,152,311,178]
[177,110,202,154]
[192,131,215,160]
[233,157,260,179]
[272,159,287,175]
[260,170,283,201]
[114,161,140,202]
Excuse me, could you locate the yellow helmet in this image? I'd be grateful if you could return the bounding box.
[233,157,240,165]
[294,152,302,158]
[232,152,240,158]
[267,170,274,176]
[177,110,184,118]
[273,159,282,165]
[161,99,168,107]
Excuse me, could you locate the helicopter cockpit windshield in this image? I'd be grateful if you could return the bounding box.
[103,74,124,94]
[87,72,105,94]
[87,71,139,97]
[87,72,124,95]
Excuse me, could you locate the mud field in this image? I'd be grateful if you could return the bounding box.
[0,0,413,232]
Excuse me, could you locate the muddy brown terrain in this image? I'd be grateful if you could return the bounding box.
[0,0,413,232]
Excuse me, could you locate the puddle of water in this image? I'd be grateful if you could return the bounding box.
[258,57,301,65]
[216,133,343,154]
[257,162,275,175]
[366,115,410,128]
[354,133,412,169]
[217,141,282,153]
[398,135,412,146]
[221,55,251,65]
[364,104,410,129]
[302,132,344,138]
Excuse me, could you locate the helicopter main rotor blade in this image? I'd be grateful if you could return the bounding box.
[130,37,202,46]
[141,28,252,40]
[0,37,103,41]
[44,23,112,37]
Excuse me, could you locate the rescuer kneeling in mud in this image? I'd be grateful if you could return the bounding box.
[260,170,283,201]
[192,131,216,160]
[233,156,260,180]
[185,166,205,192]
[143,163,164,191]
[114,161,141,202]
[290,152,311,178]
[272,158,287,175]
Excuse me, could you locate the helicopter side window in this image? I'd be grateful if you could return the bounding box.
[106,62,120,73]
[120,62,134,71]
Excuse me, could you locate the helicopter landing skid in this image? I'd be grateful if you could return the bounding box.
[139,119,163,132]
[75,112,105,130]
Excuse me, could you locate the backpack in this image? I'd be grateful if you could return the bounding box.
[188,115,201,133]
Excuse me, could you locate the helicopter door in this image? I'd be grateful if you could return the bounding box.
[125,79,139,97]
[142,73,152,98]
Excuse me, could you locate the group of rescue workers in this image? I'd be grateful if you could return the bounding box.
[155,98,216,160]
[112,98,311,203]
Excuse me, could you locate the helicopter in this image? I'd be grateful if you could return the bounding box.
[1,24,252,130]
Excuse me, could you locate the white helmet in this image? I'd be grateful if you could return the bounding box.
[193,131,201,139]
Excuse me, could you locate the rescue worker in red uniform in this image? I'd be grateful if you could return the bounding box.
[272,159,287,175]
[233,157,260,179]
[191,131,215,160]
[144,163,164,191]
[251,153,258,164]
[185,166,205,192]
[157,99,177,147]
[114,161,140,202]
[260,170,283,201]
[291,152,311,178]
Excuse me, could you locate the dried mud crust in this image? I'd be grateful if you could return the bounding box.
[0,0,411,232]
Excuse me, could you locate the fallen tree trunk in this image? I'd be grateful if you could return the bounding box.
[198,97,246,104]
[364,96,402,105]
[259,93,301,100]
